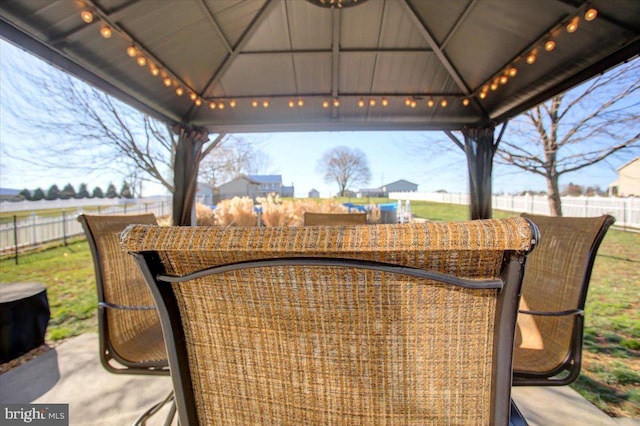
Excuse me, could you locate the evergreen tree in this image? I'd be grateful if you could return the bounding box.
[105,183,119,198]
[76,183,90,199]
[60,183,76,200]
[46,184,61,200]
[32,188,45,201]
[19,189,31,201]
[92,186,105,198]
[120,181,134,199]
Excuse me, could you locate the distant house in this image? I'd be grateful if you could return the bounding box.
[308,189,320,198]
[358,179,418,198]
[0,188,23,202]
[247,175,294,198]
[196,182,216,205]
[217,175,261,202]
[609,157,640,197]
[216,174,295,201]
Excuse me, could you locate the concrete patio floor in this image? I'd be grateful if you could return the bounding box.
[1,333,637,425]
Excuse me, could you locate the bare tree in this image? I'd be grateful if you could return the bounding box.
[198,135,271,186]
[317,146,371,196]
[0,41,222,195]
[497,59,640,216]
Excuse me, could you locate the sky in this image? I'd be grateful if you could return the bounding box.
[0,39,633,199]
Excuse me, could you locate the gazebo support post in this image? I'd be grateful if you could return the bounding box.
[172,124,210,226]
[446,124,505,220]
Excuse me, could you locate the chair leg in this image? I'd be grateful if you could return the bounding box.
[132,390,175,426]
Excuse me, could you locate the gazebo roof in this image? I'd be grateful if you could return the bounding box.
[1,0,638,134]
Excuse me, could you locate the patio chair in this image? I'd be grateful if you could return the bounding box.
[122,218,537,425]
[78,214,174,424]
[513,213,615,386]
[303,211,367,226]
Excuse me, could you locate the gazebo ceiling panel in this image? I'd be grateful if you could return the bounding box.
[0,0,638,133]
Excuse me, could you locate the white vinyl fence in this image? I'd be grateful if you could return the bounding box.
[1,198,172,260]
[390,192,640,230]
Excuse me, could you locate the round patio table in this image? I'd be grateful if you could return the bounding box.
[0,282,50,363]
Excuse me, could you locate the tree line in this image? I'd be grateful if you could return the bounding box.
[18,182,134,201]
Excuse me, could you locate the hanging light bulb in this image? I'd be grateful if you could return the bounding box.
[263,100,269,108]
[190,93,197,101]
[427,98,435,108]
[136,56,147,67]
[526,53,537,64]
[358,98,365,108]
[150,66,160,77]
[252,100,259,108]
[566,17,579,33]
[479,92,487,99]
[462,98,470,106]
[322,100,330,108]
[507,67,518,77]
[500,75,509,85]
[163,77,172,87]
[218,102,225,109]
[410,100,417,108]
[585,8,597,21]
[209,101,217,109]
[297,99,304,107]
[381,98,388,107]
[195,98,202,107]
[100,26,112,39]
[333,98,340,107]
[369,98,376,107]
[229,99,236,108]
[491,82,499,91]
[175,87,184,96]
[288,99,295,108]
[80,10,94,24]
[440,99,448,108]
[544,40,556,51]
[126,46,137,57]
[405,98,412,107]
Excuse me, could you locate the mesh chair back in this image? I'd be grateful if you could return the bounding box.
[123,218,536,425]
[513,214,614,385]
[79,214,167,372]
[303,212,367,226]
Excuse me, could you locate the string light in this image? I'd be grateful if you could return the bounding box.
[322,100,330,108]
[126,46,137,57]
[163,77,172,87]
[209,101,216,109]
[218,102,224,109]
[479,92,487,99]
[381,98,388,107]
[500,75,508,85]
[462,98,470,106]
[405,98,412,107]
[440,99,448,108]
[100,26,112,39]
[150,66,160,77]
[297,99,304,107]
[136,56,147,67]
[229,99,236,108]
[526,53,537,64]
[585,8,597,21]
[333,98,340,107]
[252,100,259,108]
[566,17,579,33]
[194,98,202,107]
[358,98,365,108]
[507,67,518,77]
[544,40,556,51]
[262,100,269,108]
[190,93,197,101]
[410,100,417,108]
[80,10,94,24]
[369,98,376,107]
[288,99,295,108]
[175,87,184,96]
[427,98,435,108]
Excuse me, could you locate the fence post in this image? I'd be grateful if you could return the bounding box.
[13,215,19,265]
[62,210,68,247]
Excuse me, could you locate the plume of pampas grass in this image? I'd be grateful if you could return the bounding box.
[195,203,217,225]
[214,196,257,226]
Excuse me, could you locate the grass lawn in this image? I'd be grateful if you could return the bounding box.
[1,200,638,417]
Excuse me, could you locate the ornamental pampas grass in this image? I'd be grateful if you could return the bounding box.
[214,196,257,226]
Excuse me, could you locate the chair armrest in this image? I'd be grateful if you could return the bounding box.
[99,301,156,311]
[518,308,583,317]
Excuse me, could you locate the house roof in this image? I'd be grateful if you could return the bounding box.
[617,156,640,171]
[1,0,638,134]
[384,179,418,187]
[247,175,283,184]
